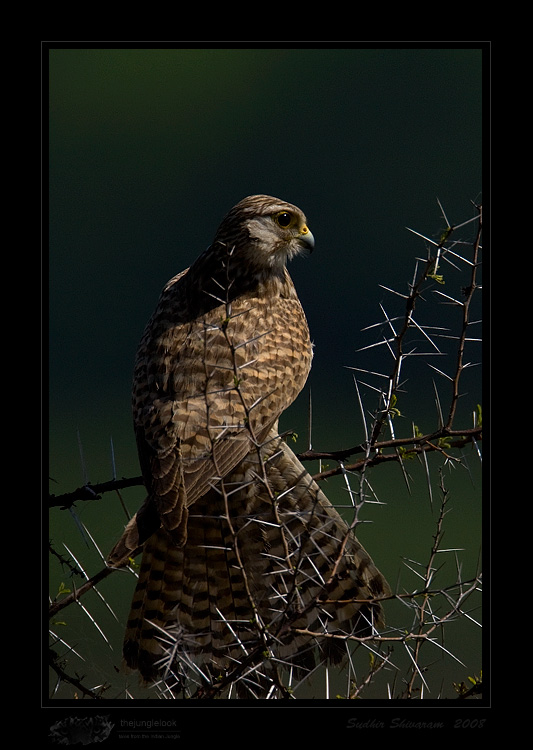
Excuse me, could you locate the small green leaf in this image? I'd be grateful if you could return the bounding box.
[439,226,453,243]
[57,582,71,597]
[388,394,401,417]
[398,446,416,460]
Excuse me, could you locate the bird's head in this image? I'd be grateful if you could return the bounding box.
[213,195,315,274]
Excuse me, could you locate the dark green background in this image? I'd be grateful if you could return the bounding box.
[48,46,483,700]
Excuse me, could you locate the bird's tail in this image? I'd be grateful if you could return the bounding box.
[114,434,390,687]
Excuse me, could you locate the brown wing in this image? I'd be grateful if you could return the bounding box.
[108,262,312,563]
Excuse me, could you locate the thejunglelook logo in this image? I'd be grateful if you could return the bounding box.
[49,715,114,744]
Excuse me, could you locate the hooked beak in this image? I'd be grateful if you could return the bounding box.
[298,226,315,253]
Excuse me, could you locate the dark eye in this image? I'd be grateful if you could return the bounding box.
[275,211,292,228]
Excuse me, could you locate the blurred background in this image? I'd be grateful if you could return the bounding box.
[48,46,483,700]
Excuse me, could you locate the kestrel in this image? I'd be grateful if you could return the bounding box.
[108,195,389,689]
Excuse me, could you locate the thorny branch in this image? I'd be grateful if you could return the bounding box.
[49,475,144,510]
[299,427,481,482]
[49,647,108,699]
[446,204,482,429]
[47,425,481,508]
[203,253,279,683]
